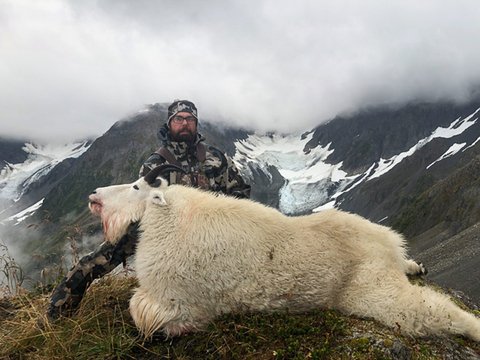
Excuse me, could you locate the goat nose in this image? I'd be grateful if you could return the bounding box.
[92,190,97,194]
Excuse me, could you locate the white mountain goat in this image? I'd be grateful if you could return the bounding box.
[88,164,480,341]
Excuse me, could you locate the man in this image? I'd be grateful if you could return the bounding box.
[47,99,250,318]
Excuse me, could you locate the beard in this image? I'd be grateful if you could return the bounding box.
[170,127,197,144]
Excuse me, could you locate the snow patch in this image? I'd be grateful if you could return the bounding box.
[464,136,480,152]
[427,143,466,169]
[313,200,336,212]
[1,199,44,226]
[369,108,479,180]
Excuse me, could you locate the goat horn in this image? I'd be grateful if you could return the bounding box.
[144,164,187,185]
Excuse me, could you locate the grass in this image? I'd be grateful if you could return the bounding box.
[1,275,139,360]
[2,273,480,359]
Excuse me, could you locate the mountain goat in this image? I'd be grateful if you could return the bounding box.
[89,164,480,341]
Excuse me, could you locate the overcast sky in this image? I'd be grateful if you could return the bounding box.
[1,0,480,142]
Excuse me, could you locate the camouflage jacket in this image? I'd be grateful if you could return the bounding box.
[140,124,250,198]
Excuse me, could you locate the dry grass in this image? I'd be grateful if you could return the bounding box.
[0,275,148,360]
[0,242,25,298]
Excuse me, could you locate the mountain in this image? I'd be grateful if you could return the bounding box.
[321,102,480,223]
[235,101,480,220]
[2,98,480,300]
[0,140,92,223]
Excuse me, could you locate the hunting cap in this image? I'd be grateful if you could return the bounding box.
[167,100,198,123]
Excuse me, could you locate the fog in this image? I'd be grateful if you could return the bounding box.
[1,0,480,142]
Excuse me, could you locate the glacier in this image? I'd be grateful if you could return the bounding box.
[234,133,357,214]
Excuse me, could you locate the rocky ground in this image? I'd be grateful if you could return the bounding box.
[410,221,480,301]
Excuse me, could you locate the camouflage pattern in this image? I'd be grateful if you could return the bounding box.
[167,99,198,123]
[46,226,138,318]
[47,124,250,319]
[140,123,251,199]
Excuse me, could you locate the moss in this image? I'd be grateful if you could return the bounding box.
[351,337,371,351]
[383,338,394,348]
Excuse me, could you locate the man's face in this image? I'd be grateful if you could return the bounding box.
[169,111,198,143]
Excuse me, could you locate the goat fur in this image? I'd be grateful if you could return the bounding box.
[89,175,480,341]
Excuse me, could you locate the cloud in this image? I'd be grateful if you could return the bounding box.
[1,0,480,142]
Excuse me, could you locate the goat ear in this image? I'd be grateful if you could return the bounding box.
[150,178,164,188]
[151,192,167,206]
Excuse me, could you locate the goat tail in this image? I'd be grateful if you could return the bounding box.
[130,287,167,339]
[130,287,200,339]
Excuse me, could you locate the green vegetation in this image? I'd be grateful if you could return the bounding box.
[392,158,480,238]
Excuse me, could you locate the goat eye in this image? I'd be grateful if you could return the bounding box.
[133,185,139,190]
